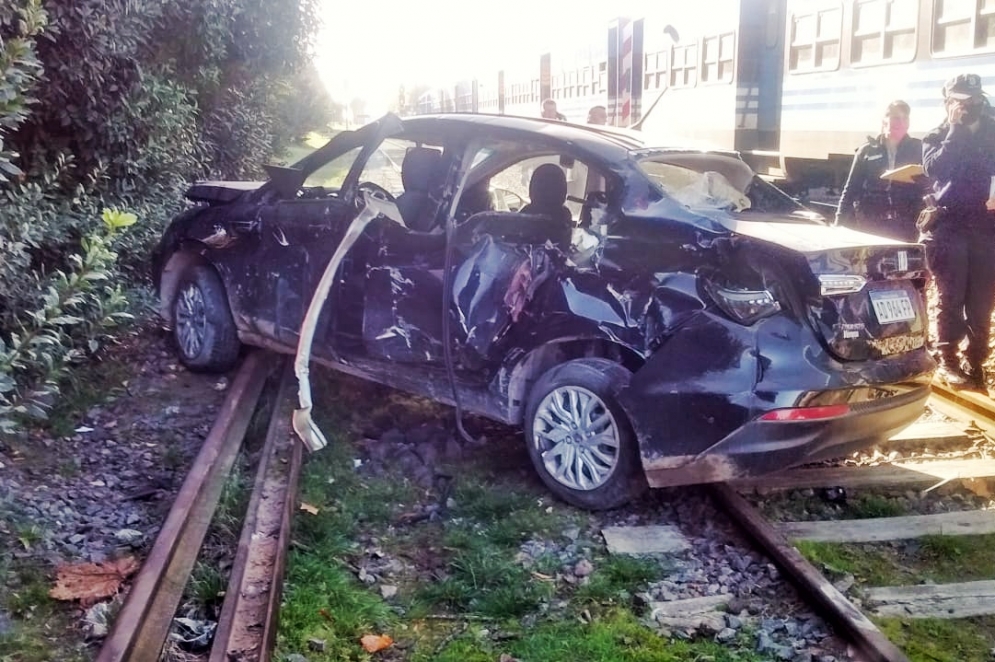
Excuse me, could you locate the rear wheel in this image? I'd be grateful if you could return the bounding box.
[172,263,240,372]
[524,358,646,510]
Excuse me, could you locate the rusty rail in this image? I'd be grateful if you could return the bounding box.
[97,352,275,662]
[210,366,303,662]
[711,483,911,662]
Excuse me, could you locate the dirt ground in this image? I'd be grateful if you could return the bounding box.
[0,323,235,660]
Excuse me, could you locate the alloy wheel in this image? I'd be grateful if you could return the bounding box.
[176,282,207,359]
[532,385,621,491]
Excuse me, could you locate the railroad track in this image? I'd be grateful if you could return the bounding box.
[723,382,995,662]
[96,352,302,662]
[91,350,994,662]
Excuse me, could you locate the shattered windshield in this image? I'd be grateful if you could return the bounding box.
[639,161,752,212]
[634,151,811,219]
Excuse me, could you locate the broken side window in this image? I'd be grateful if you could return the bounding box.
[304,146,363,190]
[356,138,446,200]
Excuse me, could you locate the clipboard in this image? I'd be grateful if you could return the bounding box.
[880,164,924,184]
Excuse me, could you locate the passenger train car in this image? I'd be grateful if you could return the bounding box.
[414,0,995,191]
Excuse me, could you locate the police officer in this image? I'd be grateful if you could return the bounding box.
[922,74,995,389]
[836,100,923,241]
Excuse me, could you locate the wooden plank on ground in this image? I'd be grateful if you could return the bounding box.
[886,420,970,446]
[866,580,995,619]
[648,594,730,618]
[928,388,995,435]
[601,525,690,555]
[732,459,995,492]
[777,510,995,543]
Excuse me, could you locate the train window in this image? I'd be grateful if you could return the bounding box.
[701,32,736,84]
[851,0,918,64]
[670,43,698,88]
[644,50,668,90]
[932,0,995,54]
[788,2,842,73]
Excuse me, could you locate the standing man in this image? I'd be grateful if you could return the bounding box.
[541,98,566,121]
[922,74,995,389]
[836,100,923,241]
[587,105,607,125]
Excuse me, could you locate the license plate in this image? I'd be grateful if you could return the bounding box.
[869,289,916,324]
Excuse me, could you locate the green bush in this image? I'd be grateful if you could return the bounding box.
[0,209,136,432]
[0,0,333,432]
[0,0,46,182]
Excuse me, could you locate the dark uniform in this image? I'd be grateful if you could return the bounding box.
[922,76,995,387]
[836,134,923,241]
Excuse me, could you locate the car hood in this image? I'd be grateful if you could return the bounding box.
[716,212,912,253]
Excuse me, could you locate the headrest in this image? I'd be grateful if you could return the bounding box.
[401,147,442,192]
[528,163,567,209]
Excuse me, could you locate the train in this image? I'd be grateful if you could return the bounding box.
[412,0,995,193]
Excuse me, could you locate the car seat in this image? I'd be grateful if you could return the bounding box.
[519,163,571,224]
[395,147,443,231]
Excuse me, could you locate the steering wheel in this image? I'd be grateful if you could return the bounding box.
[357,181,396,203]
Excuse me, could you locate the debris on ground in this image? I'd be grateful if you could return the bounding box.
[49,556,140,604]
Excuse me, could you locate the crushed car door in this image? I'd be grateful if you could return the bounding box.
[448,150,590,366]
[243,116,403,351]
[359,137,454,364]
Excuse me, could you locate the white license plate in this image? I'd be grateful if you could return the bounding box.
[869,289,916,324]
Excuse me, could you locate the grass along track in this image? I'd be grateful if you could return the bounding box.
[274,371,854,662]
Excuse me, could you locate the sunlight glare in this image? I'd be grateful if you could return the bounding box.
[315,0,658,116]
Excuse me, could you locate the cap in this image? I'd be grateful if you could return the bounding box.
[943,73,986,100]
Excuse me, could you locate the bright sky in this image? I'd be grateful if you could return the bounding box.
[314,0,659,115]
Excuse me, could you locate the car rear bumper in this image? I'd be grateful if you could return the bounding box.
[639,382,930,488]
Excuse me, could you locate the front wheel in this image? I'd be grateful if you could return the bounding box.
[172,263,241,372]
[524,358,647,510]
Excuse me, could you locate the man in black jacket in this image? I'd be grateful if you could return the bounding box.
[836,100,923,241]
[922,74,995,389]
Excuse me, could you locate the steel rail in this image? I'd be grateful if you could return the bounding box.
[97,351,275,662]
[710,483,911,662]
[210,365,303,662]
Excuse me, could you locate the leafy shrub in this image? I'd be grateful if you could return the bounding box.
[0,0,46,182]
[0,0,333,431]
[0,210,136,433]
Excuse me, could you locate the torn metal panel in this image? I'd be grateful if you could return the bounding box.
[452,235,552,362]
[363,266,444,363]
[293,193,405,451]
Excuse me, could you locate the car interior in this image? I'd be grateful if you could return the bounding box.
[291,131,617,264]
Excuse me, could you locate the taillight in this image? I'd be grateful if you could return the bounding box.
[758,404,851,421]
[818,274,866,296]
[703,281,781,325]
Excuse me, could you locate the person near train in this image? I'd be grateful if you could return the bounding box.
[921,73,995,389]
[541,99,567,121]
[835,100,924,241]
[587,105,607,125]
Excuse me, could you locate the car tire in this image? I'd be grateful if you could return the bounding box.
[524,358,647,510]
[171,263,241,372]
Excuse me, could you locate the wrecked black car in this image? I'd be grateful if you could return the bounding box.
[153,113,934,509]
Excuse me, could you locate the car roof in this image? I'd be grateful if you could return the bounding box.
[398,113,648,158]
[398,113,744,165]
